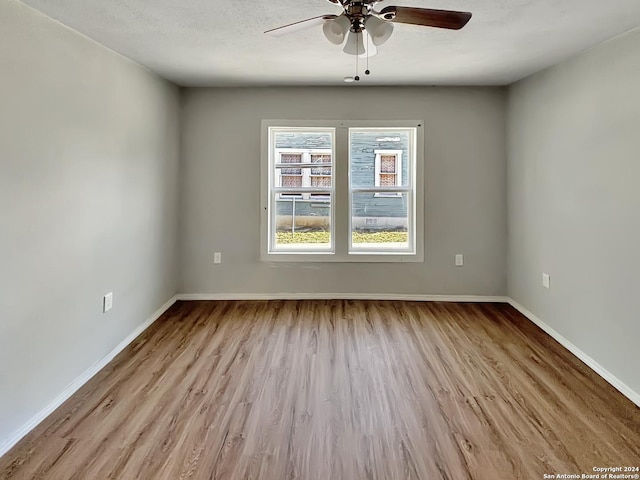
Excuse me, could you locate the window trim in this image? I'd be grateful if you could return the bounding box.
[261,120,424,263]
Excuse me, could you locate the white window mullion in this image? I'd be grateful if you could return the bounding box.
[334,127,349,257]
[302,152,311,200]
[270,191,278,252]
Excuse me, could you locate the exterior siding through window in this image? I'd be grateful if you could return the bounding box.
[274,131,409,219]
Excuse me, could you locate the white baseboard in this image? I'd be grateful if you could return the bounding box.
[0,295,178,459]
[176,293,510,303]
[508,299,640,408]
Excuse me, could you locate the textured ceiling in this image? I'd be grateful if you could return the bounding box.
[20,0,640,86]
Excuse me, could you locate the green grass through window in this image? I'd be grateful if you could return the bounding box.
[276,231,408,244]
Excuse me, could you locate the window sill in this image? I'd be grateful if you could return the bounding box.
[261,252,423,263]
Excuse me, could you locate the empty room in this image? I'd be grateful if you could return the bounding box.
[1,0,639,478]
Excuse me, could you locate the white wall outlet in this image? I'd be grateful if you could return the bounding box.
[455,254,464,267]
[103,292,113,313]
[214,252,222,264]
[542,273,551,289]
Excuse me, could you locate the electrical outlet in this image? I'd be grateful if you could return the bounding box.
[542,273,550,289]
[455,254,464,267]
[214,252,222,264]
[103,292,113,313]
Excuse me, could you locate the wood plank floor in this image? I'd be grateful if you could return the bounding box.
[1,300,638,479]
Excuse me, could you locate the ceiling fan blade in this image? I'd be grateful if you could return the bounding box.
[380,6,471,30]
[265,15,337,37]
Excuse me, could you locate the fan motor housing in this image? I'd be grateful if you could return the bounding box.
[345,1,374,32]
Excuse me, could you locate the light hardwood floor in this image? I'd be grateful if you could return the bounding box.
[1,300,639,479]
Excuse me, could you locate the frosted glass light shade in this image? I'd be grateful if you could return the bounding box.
[365,16,394,46]
[343,31,365,55]
[323,14,350,45]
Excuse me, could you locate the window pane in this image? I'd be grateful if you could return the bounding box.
[351,192,410,251]
[379,174,396,186]
[274,195,332,250]
[311,176,331,187]
[350,129,411,188]
[281,175,302,188]
[271,129,334,254]
[281,153,302,163]
[380,155,396,173]
[280,153,302,175]
[311,153,331,170]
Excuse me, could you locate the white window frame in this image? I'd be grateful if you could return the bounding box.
[374,149,403,197]
[261,120,424,263]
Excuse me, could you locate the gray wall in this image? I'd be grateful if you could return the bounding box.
[507,29,640,394]
[0,1,181,444]
[180,87,507,296]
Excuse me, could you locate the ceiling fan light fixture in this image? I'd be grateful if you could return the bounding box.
[359,30,377,58]
[365,16,394,46]
[322,14,350,45]
[343,30,365,55]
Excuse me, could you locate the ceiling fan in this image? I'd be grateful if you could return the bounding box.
[265,0,472,57]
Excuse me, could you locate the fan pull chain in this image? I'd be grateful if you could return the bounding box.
[354,33,360,81]
[365,31,370,76]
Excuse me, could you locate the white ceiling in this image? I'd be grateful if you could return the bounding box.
[20,0,640,87]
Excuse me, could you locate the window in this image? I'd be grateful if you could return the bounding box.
[268,129,334,253]
[261,121,424,262]
[374,150,403,194]
[275,149,332,199]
